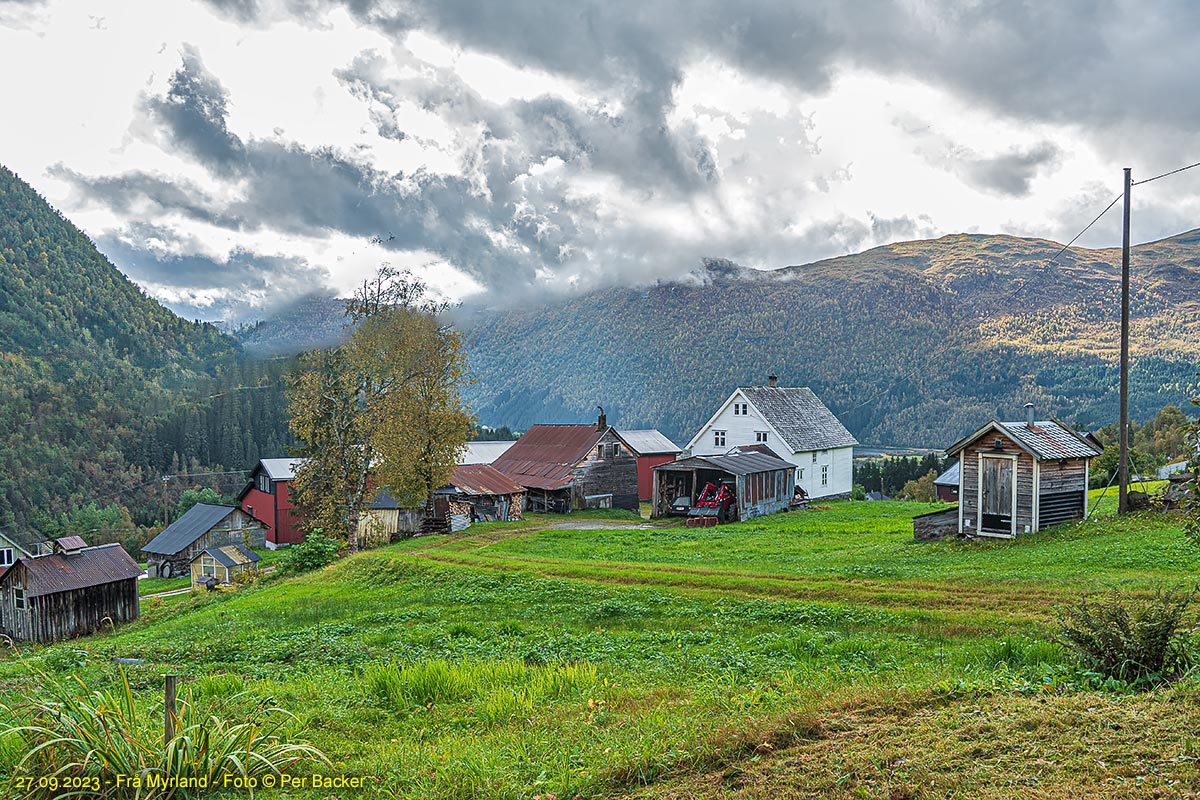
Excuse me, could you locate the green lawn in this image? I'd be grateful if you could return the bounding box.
[2,497,1196,798]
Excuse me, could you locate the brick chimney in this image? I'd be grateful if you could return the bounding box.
[1024,402,1036,429]
[596,405,607,431]
[768,374,778,388]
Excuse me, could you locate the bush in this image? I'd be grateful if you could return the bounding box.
[1057,587,1196,685]
[281,532,341,574]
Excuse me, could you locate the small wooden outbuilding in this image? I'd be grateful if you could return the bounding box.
[944,406,1103,538]
[191,543,261,588]
[933,460,960,503]
[437,464,526,523]
[651,449,796,522]
[0,540,143,642]
[620,430,683,501]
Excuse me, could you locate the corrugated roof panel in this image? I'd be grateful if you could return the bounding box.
[655,451,795,477]
[492,425,605,490]
[450,464,526,496]
[16,544,143,597]
[620,430,682,455]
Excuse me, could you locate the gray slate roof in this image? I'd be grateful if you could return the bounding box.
[199,543,261,569]
[142,503,238,556]
[933,460,960,487]
[739,387,858,452]
[619,429,682,456]
[14,543,143,597]
[655,450,795,476]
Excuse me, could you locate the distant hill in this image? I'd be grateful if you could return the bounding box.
[234,293,351,357]
[0,166,292,527]
[235,231,1200,449]
[455,232,1200,447]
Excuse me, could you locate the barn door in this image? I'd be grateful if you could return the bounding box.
[979,456,1015,535]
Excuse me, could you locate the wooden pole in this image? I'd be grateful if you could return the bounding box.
[1118,167,1132,514]
[163,674,177,745]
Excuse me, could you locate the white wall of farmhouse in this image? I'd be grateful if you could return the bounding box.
[688,390,854,499]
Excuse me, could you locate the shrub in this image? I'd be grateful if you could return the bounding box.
[281,532,341,574]
[1057,587,1196,685]
[0,668,327,798]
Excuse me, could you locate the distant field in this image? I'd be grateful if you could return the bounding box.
[2,497,1197,798]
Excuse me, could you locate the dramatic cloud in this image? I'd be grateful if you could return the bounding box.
[4,0,1200,319]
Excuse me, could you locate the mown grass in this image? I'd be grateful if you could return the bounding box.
[0,496,1194,798]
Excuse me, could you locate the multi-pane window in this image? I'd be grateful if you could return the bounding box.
[812,452,818,463]
[201,556,216,578]
[13,584,25,610]
[733,402,749,416]
[714,431,726,447]
[797,468,804,480]
[755,431,768,443]
[821,465,829,486]
[257,473,271,493]
[0,548,12,568]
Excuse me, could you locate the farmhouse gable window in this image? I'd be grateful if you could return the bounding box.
[713,431,726,447]
[755,431,768,443]
[257,473,271,493]
[0,548,12,568]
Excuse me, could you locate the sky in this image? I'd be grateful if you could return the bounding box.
[2,0,1199,322]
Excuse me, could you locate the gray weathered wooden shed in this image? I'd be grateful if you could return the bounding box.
[945,406,1103,538]
[0,541,143,642]
[651,449,796,522]
[142,503,264,578]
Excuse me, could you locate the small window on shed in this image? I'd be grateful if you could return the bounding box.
[12,584,25,611]
[0,548,12,568]
[612,443,621,457]
[201,556,216,578]
[714,431,726,447]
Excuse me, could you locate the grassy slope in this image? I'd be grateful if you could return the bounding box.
[2,498,1198,798]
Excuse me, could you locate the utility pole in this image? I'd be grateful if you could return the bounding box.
[1118,167,1132,514]
[161,476,170,527]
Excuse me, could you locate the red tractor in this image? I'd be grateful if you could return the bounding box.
[687,480,738,525]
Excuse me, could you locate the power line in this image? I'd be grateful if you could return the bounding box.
[1044,193,1122,264]
[1132,160,1200,186]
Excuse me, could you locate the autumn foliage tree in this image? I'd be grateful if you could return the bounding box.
[287,267,472,551]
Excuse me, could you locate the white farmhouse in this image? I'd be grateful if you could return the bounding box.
[686,377,858,499]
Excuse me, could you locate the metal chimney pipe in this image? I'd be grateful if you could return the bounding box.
[1024,402,1035,428]
[768,374,778,388]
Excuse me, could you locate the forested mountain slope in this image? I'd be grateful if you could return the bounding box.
[0,166,292,528]
[457,233,1200,447]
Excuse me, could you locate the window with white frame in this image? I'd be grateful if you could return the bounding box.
[201,556,216,578]
[733,402,748,416]
[613,443,621,457]
[797,468,804,480]
[257,473,271,493]
[755,431,768,443]
[12,583,25,611]
[714,431,726,447]
[812,452,818,463]
[0,548,12,568]
[821,465,829,486]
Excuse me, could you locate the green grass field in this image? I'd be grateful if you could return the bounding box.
[3,494,1198,798]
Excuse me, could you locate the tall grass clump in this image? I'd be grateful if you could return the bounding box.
[0,668,327,798]
[1057,587,1196,685]
[364,659,598,714]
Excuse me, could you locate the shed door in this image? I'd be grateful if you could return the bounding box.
[980,456,1015,533]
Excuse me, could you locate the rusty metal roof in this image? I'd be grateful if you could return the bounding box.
[54,536,87,552]
[449,464,526,496]
[492,424,605,490]
[11,543,143,598]
[947,419,1103,460]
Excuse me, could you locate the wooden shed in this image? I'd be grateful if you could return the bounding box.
[436,464,526,522]
[0,541,143,642]
[491,410,638,513]
[620,430,683,501]
[142,504,265,578]
[191,543,261,588]
[945,406,1103,538]
[651,449,796,522]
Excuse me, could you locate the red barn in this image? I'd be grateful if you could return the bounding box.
[933,460,960,503]
[238,458,307,549]
[619,430,683,502]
